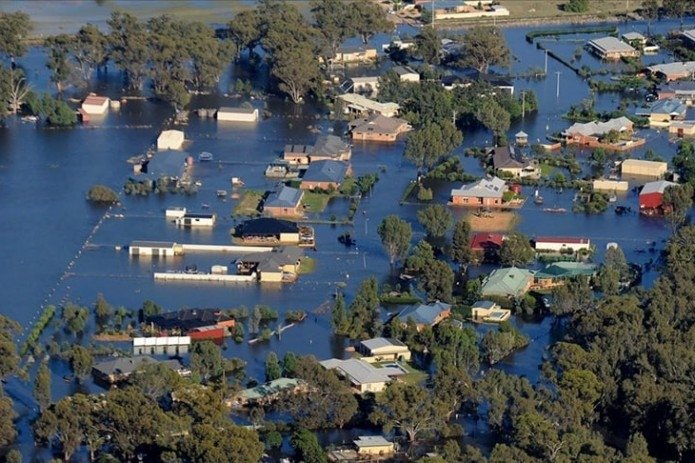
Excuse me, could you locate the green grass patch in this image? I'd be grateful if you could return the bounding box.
[233,190,264,217]
[298,257,316,274]
[301,191,331,213]
[399,362,429,385]
[539,162,556,177]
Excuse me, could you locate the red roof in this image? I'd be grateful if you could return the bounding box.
[639,192,664,209]
[534,236,589,244]
[471,233,505,251]
[83,95,108,106]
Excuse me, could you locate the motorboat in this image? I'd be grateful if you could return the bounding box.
[199,151,213,162]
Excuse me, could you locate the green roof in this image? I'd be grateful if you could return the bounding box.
[239,378,302,400]
[481,267,534,298]
[535,261,597,280]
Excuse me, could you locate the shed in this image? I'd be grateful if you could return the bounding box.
[533,236,591,253]
[347,114,412,142]
[217,106,259,122]
[639,180,677,212]
[354,436,395,456]
[157,130,185,150]
[621,159,667,178]
[175,213,216,227]
[515,131,528,145]
[129,241,182,257]
[81,93,110,115]
[393,65,420,82]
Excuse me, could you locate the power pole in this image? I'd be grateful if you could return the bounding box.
[521,91,525,118]
[555,71,561,99]
[431,0,434,27]
[544,49,548,75]
[452,109,457,126]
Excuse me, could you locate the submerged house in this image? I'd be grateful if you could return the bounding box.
[233,217,315,247]
[533,236,591,253]
[337,93,400,117]
[587,36,639,60]
[175,213,216,227]
[491,145,539,178]
[320,358,405,393]
[636,98,687,126]
[471,233,505,261]
[639,180,677,215]
[358,337,411,362]
[480,267,534,299]
[398,301,451,330]
[563,117,634,146]
[157,130,185,150]
[646,61,695,82]
[236,247,303,283]
[533,262,598,289]
[620,159,667,179]
[450,176,508,207]
[328,46,378,65]
[263,185,304,218]
[92,356,185,384]
[347,114,411,142]
[81,93,110,115]
[299,160,352,191]
[471,301,511,323]
[216,106,259,122]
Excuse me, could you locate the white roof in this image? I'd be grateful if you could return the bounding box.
[354,435,393,448]
[622,159,667,171]
[564,117,633,137]
[640,180,677,195]
[622,32,645,41]
[158,130,184,141]
[133,336,191,347]
[351,76,379,84]
[647,61,695,77]
[588,36,637,54]
[360,337,407,351]
[682,29,695,43]
[320,358,401,385]
[337,93,400,115]
[451,176,507,198]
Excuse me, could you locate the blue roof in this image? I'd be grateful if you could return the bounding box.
[649,98,687,115]
[399,301,451,326]
[265,186,303,209]
[302,160,349,183]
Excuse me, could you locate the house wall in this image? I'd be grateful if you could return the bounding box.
[621,163,667,178]
[283,153,310,165]
[535,242,590,252]
[352,131,398,142]
[399,74,420,83]
[357,445,395,455]
[264,205,301,218]
[189,328,225,341]
[176,216,215,227]
[259,271,283,282]
[669,124,695,135]
[217,109,258,122]
[451,195,502,207]
[300,180,341,191]
[157,133,184,150]
[129,245,176,257]
[82,101,109,115]
[358,381,387,393]
[279,232,300,243]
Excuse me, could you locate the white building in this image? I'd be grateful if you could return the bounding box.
[217,106,259,122]
[157,130,185,150]
[165,207,187,220]
[337,93,400,117]
[133,336,191,356]
[175,213,216,227]
[349,76,380,96]
[393,66,420,83]
[533,236,591,253]
[129,241,182,257]
[320,358,405,393]
[81,94,110,115]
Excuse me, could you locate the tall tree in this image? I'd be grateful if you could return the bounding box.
[663,183,693,233]
[370,382,443,442]
[107,10,149,90]
[72,24,108,82]
[68,346,93,378]
[2,67,30,114]
[346,277,381,339]
[45,34,73,93]
[228,9,262,60]
[0,315,20,379]
[178,423,264,463]
[349,0,391,44]
[147,15,190,108]
[417,204,453,238]
[420,260,455,302]
[641,0,659,34]
[265,352,282,381]
[664,0,687,29]
[0,393,17,448]
[499,233,534,266]
[291,429,327,463]
[184,21,233,90]
[475,97,511,143]
[0,12,31,59]
[190,340,224,384]
[415,25,440,65]
[331,292,350,335]
[378,215,412,266]
[311,0,354,62]
[33,397,83,462]
[459,26,510,73]
[34,361,51,413]
[450,218,472,269]
[404,121,463,170]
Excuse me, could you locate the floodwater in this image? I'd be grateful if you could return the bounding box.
[0,11,692,458]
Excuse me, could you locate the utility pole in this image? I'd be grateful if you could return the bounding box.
[521,91,525,118]
[431,0,434,27]
[555,71,561,99]
[452,109,457,126]
[544,49,548,75]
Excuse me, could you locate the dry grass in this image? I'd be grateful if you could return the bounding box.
[465,211,518,232]
[503,1,640,19]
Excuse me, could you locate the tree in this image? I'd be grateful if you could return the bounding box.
[129,362,183,402]
[107,11,150,90]
[184,21,232,91]
[249,305,262,334]
[265,352,282,381]
[0,12,31,59]
[404,121,463,170]
[450,219,472,268]
[405,240,436,274]
[624,433,655,463]
[564,0,590,13]
[642,0,659,34]
[420,260,455,302]
[459,26,510,73]
[311,0,355,62]
[72,24,108,82]
[0,315,20,379]
[69,346,93,378]
[475,98,511,143]
[62,302,88,335]
[331,292,350,335]
[191,341,224,384]
[291,429,327,463]
[4,67,30,114]
[5,449,21,463]
[45,34,74,93]
[0,394,17,448]
[228,9,262,59]
[664,0,687,28]
[378,215,412,266]
[34,361,51,413]
[141,299,161,319]
[417,204,453,238]
[178,422,264,463]
[370,382,442,442]
[663,183,693,233]
[282,352,299,377]
[499,233,534,266]
[349,0,391,44]
[346,277,381,339]
[87,185,119,204]
[415,26,440,65]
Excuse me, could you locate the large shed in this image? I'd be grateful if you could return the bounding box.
[157,130,185,150]
[621,159,667,178]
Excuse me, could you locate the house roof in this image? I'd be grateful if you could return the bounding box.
[93,356,182,378]
[393,65,417,76]
[265,185,303,209]
[399,301,451,326]
[647,61,695,77]
[350,76,380,84]
[320,358,401,385]
[302,160,350,184]
[535,262,598,279]
[659,80,695,93]
[481,267,534,298]
[147,308,232,331]
[337,93,400,115]
[564,117,633,137]
[534,236,590,245]
[310,135,350,158]
[284,144,312,155]
[492,145,528,169]
[239,378,302,400]
[218,106,257,114]
[354,436,393,448]
[472,300,498,310]
[622,32,645,41]
[360,337,407,351]
[645,98,686,116]
[348,114,410,135]
[682,29,695,43]
[235,218,299,236]
[451,176,507,199]
[621,159,667,172]
[83,94,108,105]
[515,131,528,137]
[471,233,505,251]
[133,336,190,347]
[145,150,189,178]
[640,180,677,195]
[588,36,637,54]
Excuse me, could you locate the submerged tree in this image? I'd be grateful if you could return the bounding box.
[378,215,412,266]
[459,26,510,73]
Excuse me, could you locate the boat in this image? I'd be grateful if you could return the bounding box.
[533,189,544,205]
[198,151,213,162]
[201,203,210,209]
[21,115,38,123]
[231,176,246,186]
[542,207,567,213]
[608,194,617,203]
[216,190,228,198]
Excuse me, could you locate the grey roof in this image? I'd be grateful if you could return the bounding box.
[399,301,451,325]
[354,435,393,448]
[492,146,528,169]
[647,61,695,77]
[564,117,633,137]
[302,160,350,183]
[640,180,677,195]
[265,185,303,209]
[588,36,637,54]
[239,378,302,400]
[93,356,182,377]
[660,80,695,92]
[515,131,528,137]
[348,114,410,135]
[310,135,350,158]
[284,144,312,155]
[320,358,397,385]
[393,65,418,76]
[472,300,498,310]
[451,176,507,199]
[682,29,695,43]
[622,32,645,41]
[145,150,189,178]
[645,98,687,116]
[360,337,407,351]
